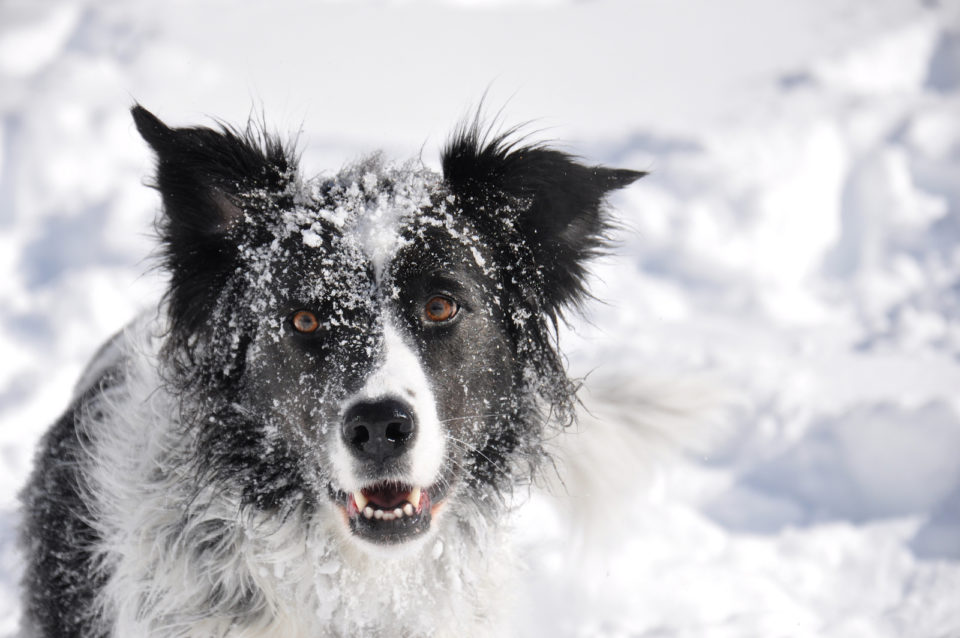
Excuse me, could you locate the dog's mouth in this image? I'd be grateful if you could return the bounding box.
[339,481,444,544]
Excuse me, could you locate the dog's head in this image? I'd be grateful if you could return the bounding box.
[133,106,642,549]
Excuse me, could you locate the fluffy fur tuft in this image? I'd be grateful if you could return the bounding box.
[441,119,645,320]
[132,104,298,385]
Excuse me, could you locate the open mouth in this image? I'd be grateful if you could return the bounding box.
[341,482,441,544]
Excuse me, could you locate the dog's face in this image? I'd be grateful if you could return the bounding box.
[133,107,641,550]
[222,163,519,547]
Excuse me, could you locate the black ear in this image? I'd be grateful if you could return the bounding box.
[132,105,294,234]
[441,123,644,317]
[132,105,295,341]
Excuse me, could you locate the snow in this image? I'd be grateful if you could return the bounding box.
[2,0,959,635]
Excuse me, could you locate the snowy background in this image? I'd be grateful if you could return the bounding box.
[2,0,959,635]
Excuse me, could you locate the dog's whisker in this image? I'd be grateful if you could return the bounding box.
[445,434,512,477]
[437,413,510,424]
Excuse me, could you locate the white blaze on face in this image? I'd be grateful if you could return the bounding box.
[354,199,408,284]
[323,164,445,491]
[348,168,433,285]
[331,320,445,492]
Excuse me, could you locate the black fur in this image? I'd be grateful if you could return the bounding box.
[20,372,122,638]
[19,106,643,636]
[442,121,646,318]
[131,105,298,385]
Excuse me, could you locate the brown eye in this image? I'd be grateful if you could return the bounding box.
[292,310,320,334]
[424,296,458,323]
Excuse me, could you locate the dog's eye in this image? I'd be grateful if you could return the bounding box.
[291,310,320,334]
[424,296,458,323]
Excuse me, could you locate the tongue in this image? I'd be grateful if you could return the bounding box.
[362,484,410,509]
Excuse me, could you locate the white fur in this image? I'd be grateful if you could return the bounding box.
[331,320,445,493]
[79,315,507,638]
[63,312,722,638]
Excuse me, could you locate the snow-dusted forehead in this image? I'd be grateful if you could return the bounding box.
[228,154,494,344]
[289,158,443,282]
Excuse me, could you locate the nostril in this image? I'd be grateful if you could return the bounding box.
[347,423,370,449]
[385,420,412,443]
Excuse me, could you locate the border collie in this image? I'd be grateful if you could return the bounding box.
[19,106,643,637]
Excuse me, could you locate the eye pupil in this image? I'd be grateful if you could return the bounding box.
[425,296,457,322]
[292,310,319,333]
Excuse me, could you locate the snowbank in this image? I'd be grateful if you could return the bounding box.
[1,0,958,635]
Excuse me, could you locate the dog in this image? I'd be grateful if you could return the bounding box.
[18,105,644,637]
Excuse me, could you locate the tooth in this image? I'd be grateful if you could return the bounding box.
[374,509,384,520]
[393,507,403,518]
[363,506,374,519]
[382,512,395,521]
[403,503,414,516]
[354,491,368,510]
[407,486,421,507]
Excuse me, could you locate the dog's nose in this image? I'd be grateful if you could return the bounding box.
[341,399,416,463]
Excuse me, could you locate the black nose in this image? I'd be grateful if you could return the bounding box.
[341,399,417,464]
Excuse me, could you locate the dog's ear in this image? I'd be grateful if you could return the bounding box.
[132,105,293,235]
[441,124,644,318]
[132,105,294,339]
